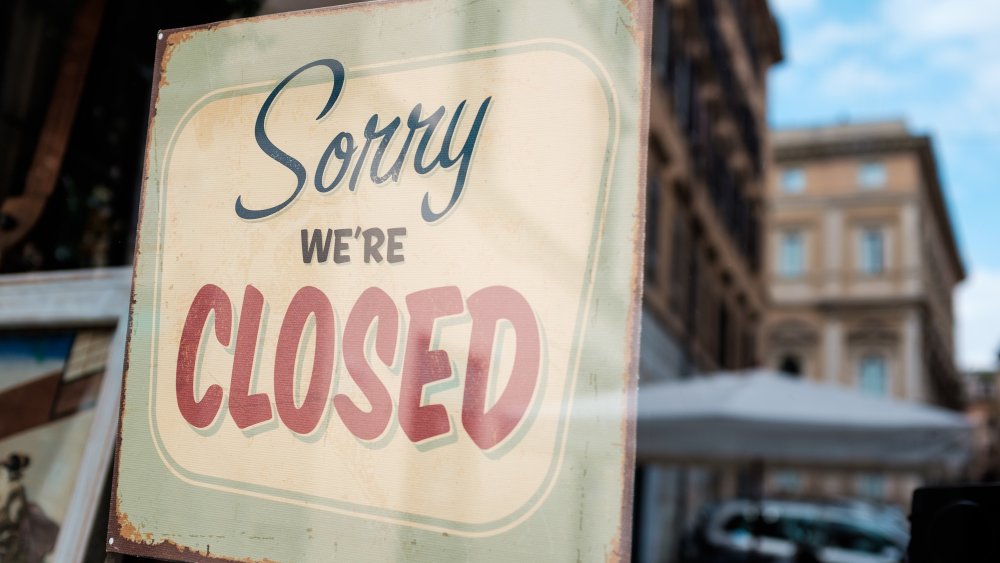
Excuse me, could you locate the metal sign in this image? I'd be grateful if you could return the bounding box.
[110,0,650,560]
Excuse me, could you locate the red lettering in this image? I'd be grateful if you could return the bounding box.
[398,286,463,443]
[462,286,541,449]
[176,284,231,429]
[174,283,544,451]
[334,287,397,440]
[229,285,273,429]
[274,286,335,435]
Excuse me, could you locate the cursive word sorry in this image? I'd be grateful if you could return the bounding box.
[236,59,492,223]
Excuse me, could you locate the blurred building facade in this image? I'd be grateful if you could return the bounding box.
[762,120,967,505]
[643,0,781,380]
[965,367,1000,482]
[636,0,781,561]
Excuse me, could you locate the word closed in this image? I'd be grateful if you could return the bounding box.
[175,284,542,450]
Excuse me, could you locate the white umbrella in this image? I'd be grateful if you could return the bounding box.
[636,369,972,474]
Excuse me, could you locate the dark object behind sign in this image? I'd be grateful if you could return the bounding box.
[909,485,1000,562]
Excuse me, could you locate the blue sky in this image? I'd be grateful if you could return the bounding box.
[769,0,1000,370]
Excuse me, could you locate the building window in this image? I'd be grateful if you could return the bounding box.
[858,162,886,190]
[669,212,686,315]
[774,470,801,494]
[673,55,694,132]
[779,231,805,278]
[717,303,730,369]
[858,355,888,396]
[743,329,756,368]
[651,0,671,78]
[859,474,886,499]
[685,239,701,334]
[645,176,661,282]
[858,227,885,275]
[780,168,806,194]
[779,354,803,377]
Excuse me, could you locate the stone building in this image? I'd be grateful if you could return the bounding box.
[965,366,1000,482]
[763,120,966,504]
[636,0,781,560]
[643,0,781,380]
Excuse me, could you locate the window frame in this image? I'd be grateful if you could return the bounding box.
[779,230,806,279]
[858,161,886,190]
[858,226,886,276]
[779,167,806,195]
[858,354,889,396]
[0,267,131,562]
[858,473,886,500]
[645,174,661,282]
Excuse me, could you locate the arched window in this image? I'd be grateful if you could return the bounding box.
[779,354,803,377]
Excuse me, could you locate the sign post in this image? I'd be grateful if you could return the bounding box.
[110,0,651,560]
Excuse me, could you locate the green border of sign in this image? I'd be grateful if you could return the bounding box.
[144,40,618,535]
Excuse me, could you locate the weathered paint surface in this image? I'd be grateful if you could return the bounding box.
[110,0,650,561]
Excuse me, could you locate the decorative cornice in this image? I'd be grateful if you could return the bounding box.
[750,0,784,64]
[768,319,819,347]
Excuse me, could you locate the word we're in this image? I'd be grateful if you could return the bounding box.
[300,227,405,264]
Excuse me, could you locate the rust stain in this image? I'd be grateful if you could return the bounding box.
[107,17,164,553]
[153,0,415,59]
[613,1,653,560]
[113,502,282,562]
[611,184,642,563]
[158,34,180,90]
[153,0,411,90]
[619,0,638,21]
[115,504,141,543]
[616,0,648,42]
[112,480,288,562]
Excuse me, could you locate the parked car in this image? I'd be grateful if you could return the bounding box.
[680,499,908,563]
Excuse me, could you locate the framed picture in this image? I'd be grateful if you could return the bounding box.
[0,267,130,563]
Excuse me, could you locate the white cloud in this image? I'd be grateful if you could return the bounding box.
[788,22,880,64]
[957,269,1000,370]
[927,47,973,71]
[778,0,1000,110]
[816,58,899,99]
[881,0,1000,44]
[880,0,1000,96]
